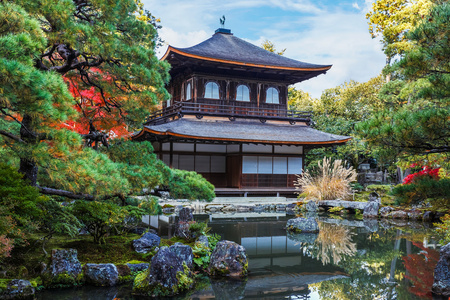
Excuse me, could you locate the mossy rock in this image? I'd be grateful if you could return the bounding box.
[42,248,83,288]
[0,279,10,293]
[0,279,35,299]
[366,184,393,194]
[117,264,143,284]
[42,271,84,288]
[207,240,248,278]
[133,263,193,297]
[132,246,195,297]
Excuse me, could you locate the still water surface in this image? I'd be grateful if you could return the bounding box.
[37,212,442,299]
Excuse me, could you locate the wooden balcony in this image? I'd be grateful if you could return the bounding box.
[146,100,312,125]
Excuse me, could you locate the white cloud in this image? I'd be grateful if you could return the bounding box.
[352,2,361,9]
[245,11,386,97]
[268,0,323,14]
[156,28,210,57]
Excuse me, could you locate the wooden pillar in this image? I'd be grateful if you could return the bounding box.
[169,85,174,107]
[284,84,289,105]
[257,83,261,107]
[181,81,185,101]
[194,77,198,103]
[169,141,173,168]
[194,142,197,171]
[239,143,243,188]
[302,146,307,174]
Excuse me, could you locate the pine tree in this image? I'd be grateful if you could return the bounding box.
[0,0,170,197]
[359,1,450,155]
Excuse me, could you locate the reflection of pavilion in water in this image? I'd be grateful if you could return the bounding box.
[145,213,349,299]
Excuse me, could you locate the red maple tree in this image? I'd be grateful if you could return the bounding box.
[402,242,439,299]
[61,69,130,147]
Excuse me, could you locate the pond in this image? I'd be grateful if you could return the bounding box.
[37,212,443,299]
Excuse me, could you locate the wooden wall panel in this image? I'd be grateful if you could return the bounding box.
[227,155,241,188]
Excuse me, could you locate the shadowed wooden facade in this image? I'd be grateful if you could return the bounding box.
[133,28,351,196]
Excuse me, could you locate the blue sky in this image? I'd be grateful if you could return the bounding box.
[141,0,386,98]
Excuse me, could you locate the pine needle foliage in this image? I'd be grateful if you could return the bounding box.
[295,157,357,201]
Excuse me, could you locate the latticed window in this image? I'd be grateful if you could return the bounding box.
[266,87,279,104]
[236,84,250,101]
[242,156,302,174]
[204,82,220,99]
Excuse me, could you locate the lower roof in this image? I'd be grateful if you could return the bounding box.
[133,118,351,145]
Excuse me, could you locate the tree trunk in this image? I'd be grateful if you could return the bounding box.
[19,114,38,186]
[38,186,95,201]
[19,158,38,186]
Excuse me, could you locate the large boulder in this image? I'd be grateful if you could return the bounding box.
[170,243,194,269]
[179,207,194,222]
[175,207,194,240]
[363,202,379,218]
[433,243,450,296]
[133,245,194,297]
[390,210,408,219]
[305,200,318,212]
[196,235,209,248]
[408,209,422,220]
[286,217,319,233]
[379,206,394,218]
[208,240,248,278]
[127,263,149,273]
[83,263,119,286]
[43,249,82,286]
[132,232,161,254]
[368,192,381,204]
[0,279,35,299]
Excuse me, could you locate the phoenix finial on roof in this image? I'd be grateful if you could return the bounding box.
[220,15,226,28]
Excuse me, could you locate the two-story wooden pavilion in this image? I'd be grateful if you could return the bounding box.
[133,28,351,196]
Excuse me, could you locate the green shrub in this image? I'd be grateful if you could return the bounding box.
[70,201,127,244]
[0,163,84,256]
[350,182,364,191]
[391,178,450,205]
[192,242,211,270]
[435,214,450,245]
[189,222,210,238]
[191,231,220,271]
[366,184,392,194]
[329,206,344,213]
[165,169,215,202]
[123,196,162,231]
[0,164,46,258]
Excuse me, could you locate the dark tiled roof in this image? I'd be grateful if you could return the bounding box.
[141,118,350,145]
[163,31,331,71]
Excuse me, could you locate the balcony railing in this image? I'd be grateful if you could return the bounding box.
[145,101,312,125]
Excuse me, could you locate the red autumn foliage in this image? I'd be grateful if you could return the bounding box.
[0,215,24,259]
[0,235,13,259]
[402,242,440,299]
[61,69,129,139]
[403,166,440,185]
